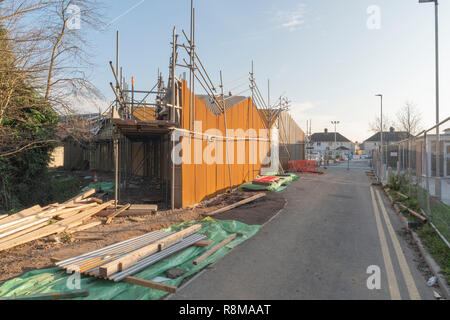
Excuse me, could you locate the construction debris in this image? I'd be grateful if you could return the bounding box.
[0,189,113,252]
[56,224,207,286]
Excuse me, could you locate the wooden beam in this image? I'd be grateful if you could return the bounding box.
[204,193,266,216]
[0,201,114,252]
[396,191,409,199]
[105,203,131,225]
[193,234,237,265]
[129,204,158,211]
[194,240,213,247]
[0,205,42,226]
[0,214,8,220]
[99,224,201,277]
[397,203,427,223]
[123,276,178,293]
[64,189,96,204]
[0,221,49,244]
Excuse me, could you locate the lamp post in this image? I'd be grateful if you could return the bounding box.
[331,121,339,159]
[375,94,386,178]
[419,0,441,190]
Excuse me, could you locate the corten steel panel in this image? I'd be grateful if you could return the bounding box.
[179,81,270,207]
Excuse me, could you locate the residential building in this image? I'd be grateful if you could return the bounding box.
[361,127,410,153]
[308,129,354,159]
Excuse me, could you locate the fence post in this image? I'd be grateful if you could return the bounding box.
[424,132,431,217]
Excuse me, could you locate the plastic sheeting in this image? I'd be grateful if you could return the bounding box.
[239,173,299,192]
[0,218,260,300]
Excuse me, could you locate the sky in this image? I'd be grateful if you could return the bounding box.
[80,0,450,143]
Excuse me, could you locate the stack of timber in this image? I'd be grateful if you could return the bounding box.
[0,189,112,252]
[56,224,206,287]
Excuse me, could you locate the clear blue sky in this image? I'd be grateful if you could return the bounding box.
[83,0,450,143]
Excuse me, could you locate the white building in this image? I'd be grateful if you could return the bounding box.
[308,129,355,159]
[361,127,410,154]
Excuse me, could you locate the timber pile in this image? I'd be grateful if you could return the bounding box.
[0,189,113,252]
[56,224,208,292]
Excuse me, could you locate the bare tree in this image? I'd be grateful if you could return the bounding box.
[369,115,395,133]
[0,0,105,157]
[396,101,422,136]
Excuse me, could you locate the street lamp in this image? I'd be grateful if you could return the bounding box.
[331,121,340,159]
[375,94,387,175]
[419,0,441,184]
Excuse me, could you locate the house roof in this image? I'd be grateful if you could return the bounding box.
[310,132,351,143]
[364,131,411,143]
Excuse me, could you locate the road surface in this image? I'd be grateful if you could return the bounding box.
[170,160,439,300]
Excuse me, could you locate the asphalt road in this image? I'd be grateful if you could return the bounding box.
[171,161,439,300]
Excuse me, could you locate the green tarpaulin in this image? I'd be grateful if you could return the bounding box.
[0,218,260,300]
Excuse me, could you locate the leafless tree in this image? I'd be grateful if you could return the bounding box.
[0,0,105,157]
[369,115,395,133]
[396,101,422,136]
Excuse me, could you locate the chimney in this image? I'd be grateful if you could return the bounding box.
[324,128,328,133]
[390,127,395,133]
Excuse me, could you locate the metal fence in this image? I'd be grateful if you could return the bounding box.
[373,117,450,244]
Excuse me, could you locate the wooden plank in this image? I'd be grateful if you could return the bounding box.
[193,234,237,265]
[0,205,42,226]
[129,204,158,211]
[64,189,96,204]
[194,240,213,247]
[0,214,8,220]
[99,224,202,277]
[397,203,427,223]
[0,221,49,244]
[0,205,68,232]
[56,203,98,220]
[123,276,178,293]
[396,191,409,199]
[0,201,114,252]
[204,193,266,216]
[0,217,50,240]
[105,203,131,225]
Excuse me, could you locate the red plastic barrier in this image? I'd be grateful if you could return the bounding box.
[288,160,323,174]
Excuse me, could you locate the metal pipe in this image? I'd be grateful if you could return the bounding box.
[57,230,174,267]
[111,234,206,282]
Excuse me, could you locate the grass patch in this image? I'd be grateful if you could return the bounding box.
[418,223,450,284]
[49,177,81,204]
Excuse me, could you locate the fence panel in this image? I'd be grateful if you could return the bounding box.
[372,118,450,244]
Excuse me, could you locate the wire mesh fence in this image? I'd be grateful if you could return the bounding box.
[372,117,450,244]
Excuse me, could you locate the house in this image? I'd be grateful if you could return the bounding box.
[308,129,354,159]
[361,127,410,153]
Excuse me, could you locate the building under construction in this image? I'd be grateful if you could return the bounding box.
[86,17,305,210]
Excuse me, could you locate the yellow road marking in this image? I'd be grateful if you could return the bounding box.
[370,187,401,300]
[375,189,421,300]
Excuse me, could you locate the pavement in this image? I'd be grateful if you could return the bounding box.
[170,160,441,300]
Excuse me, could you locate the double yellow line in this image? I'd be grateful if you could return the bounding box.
[370,187,421,300]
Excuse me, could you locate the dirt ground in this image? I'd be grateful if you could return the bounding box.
[0,190,286,285]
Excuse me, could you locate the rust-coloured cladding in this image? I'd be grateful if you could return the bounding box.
[179,80,270,207]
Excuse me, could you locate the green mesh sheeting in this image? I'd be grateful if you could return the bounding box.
[81,182,115,193]
[0,218,260,300]
[239,172,298,193]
